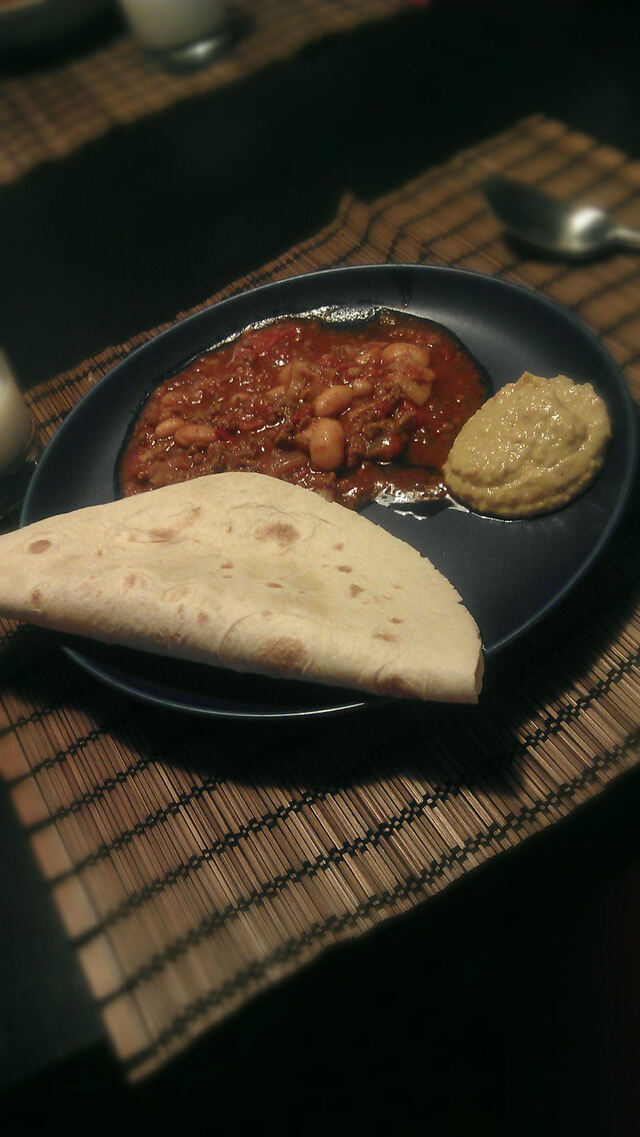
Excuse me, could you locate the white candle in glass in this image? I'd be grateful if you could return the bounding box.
[0,351,33,474]
[118,0,227,52]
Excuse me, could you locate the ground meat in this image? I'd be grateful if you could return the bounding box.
[118,310,490,509]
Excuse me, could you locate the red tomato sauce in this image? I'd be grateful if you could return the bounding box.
[118,311,489,509]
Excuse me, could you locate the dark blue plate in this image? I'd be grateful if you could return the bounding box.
[21,265,639,717]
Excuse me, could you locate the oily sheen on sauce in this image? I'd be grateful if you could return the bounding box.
[118,311,489,509]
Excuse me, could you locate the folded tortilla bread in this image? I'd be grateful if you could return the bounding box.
[0,472,483,702]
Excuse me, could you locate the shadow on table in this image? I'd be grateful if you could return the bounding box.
[4,748,640,1134]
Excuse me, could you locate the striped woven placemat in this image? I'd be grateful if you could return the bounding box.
[0,0,402,185]
[1,115,639,1081]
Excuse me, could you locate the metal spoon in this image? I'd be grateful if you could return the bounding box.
[484,174,640,259]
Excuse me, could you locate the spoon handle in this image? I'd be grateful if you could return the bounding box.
[611,224,640,250]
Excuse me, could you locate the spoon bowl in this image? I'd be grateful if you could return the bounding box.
[484,175,640,260]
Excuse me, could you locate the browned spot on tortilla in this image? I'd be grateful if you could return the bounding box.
[151,628,188,647]
[197,611,209,626]
[166,585,189,602]
[256,636,307,671]
[128,527,178,544]
[27,539,51,555]
[373,631,397,643]
[334,542,344,550]
[177,604,185,618]
[124,573,137,589]
[221,561,233,569]
[30,588,43,609]
[392,583,402,590]
[336,564,352,573]
[377,674,415,699]
[350,584,363,597]
[266,581,283,588]
[262,610,272,617]
[255,521,300,548]
[390,616,403,624]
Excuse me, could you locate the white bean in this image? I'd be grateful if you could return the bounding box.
[279,360,312,387]
[395,371,435,406]
[174,423,219,447]
[313,384,352,417]
[351,378,372,396]
[265,386,286,402]
[160,390,182,411]
[381,342,431,369]
[155,416,183,439]
[309,418,345,471]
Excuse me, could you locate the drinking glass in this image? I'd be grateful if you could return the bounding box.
[117,0,232,71]
[0,350,42,524]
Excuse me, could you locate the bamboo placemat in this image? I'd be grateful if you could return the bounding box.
[1,115,639,1081]
[0,0,403,185]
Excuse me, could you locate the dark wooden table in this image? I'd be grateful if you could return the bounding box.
[1,1,639,1132]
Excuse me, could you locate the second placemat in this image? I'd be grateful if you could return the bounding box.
[0,0,402,184]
